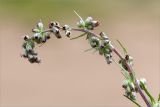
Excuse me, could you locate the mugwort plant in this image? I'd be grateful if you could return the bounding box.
[21,11,160,107]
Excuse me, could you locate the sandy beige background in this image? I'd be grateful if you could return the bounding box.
[0,0,160,107]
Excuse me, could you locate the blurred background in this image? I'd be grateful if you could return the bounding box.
[0,0,160,107]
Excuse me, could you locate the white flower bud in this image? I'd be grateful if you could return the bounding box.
[37,21,44,30]
[33,33,41,39]
[140,78,147,86]
[65,30,71,37]
[77,20,85,28]
[91,20,99,27]
[63,25,70,30]
[90,36,100,48]
[85,17,93,24]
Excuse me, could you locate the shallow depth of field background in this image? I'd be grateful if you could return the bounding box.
[0,0,160,107]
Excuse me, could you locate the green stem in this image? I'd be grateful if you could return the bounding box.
[70,33,86,40]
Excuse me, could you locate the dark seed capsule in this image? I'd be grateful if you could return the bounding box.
[23,35,29,41]
[122,84,127,89]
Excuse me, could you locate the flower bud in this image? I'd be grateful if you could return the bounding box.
[65,30,71,37]
[89,36,100,48]
[140,78,147,86]
[63,25,70,30]
[85,17,93,24]
[51,26,59,34]
[129,82,135,92]
[77,20,85,28]
[54,31,61,39]
[42,37,47,43]
[122,80,129,89]
[130,92,136,100]
[37,21,44,30]
[91,20,99,27]
[33,33,41,40]
[104,53,112,64]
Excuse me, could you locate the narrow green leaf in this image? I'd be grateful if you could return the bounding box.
[124,95,142,107]
[70,33,86,40]
[117,39,128,55]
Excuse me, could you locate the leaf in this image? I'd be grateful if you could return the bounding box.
[117,39,128,55]
[70,33,86,40]
[124,95,142,107]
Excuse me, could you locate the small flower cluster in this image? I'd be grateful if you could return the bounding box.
[21,21,72,63]
[22,35,41,63]
[77,16,99,30]
[122,78,147,101]
[87,32,114,64]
